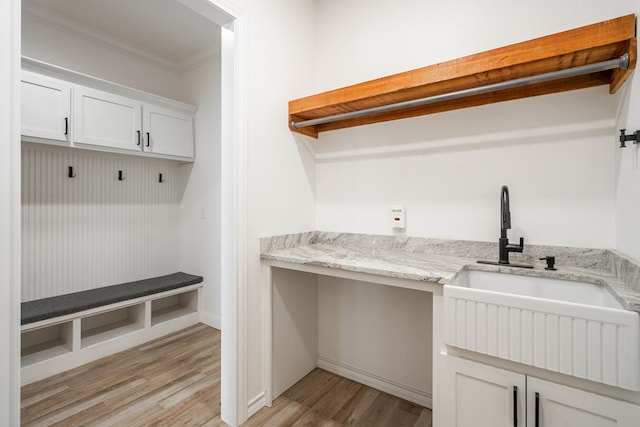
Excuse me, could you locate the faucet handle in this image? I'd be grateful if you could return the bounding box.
[539,256,556,271]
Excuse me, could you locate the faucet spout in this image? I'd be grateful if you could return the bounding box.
[500,185,510,239]
[498,185,524,264]
[478,185,533,269]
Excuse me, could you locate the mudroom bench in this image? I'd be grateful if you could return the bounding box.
[21,272,203,385]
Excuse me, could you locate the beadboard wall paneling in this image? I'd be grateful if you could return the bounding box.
[21,142,180,301]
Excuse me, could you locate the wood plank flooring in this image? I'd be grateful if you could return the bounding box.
[22,323,432,426]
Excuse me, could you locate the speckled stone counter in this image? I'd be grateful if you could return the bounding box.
[260,231,640,313]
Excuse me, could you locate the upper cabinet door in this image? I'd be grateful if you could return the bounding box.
[142,104,194,159]
[73,86,142,152]
[21,71,71,143]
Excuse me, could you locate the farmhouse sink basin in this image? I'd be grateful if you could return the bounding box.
[444,268,640,391]
[451,269,623,309]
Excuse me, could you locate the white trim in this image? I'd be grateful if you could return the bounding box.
[205,0,248,426]
[247,392,267,418]
[9,0,22,423]
[200,311,221,330]
[317,356,433,409]
[263,262,273,407]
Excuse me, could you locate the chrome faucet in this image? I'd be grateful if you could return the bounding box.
[498,185,524,264]
[478,185,532,268]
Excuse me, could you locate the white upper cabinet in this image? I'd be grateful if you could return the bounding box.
[142,104,194,159]
[21,61,196,161]
[73,86,143,152]
[21,71,71,143]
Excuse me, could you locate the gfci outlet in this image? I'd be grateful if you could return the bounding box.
[391,205,406,229]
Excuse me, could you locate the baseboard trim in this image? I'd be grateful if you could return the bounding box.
[247,391,267,417]
[317,356,432,409]
[200,311,221,330]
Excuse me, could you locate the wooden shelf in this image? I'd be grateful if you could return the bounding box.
[289,15,637,138]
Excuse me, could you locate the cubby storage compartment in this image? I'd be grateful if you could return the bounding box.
[81,303,145,348]
[21,322,73,367]
[151,290,198,326]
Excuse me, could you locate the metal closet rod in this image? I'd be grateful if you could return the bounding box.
[290,54,630,130]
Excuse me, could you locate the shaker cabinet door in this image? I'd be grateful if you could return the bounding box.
[443,355,525,427]
[73,86,142,152]
[142,104,194,159]
[527,377,640,427]
[21,71,71,143]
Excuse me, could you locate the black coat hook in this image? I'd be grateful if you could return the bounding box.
[118,170,125,181]
[619,129,640,148]
[68,166,76,178]
[159,173,165,183]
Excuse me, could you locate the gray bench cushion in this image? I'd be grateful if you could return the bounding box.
[21,272,203,325]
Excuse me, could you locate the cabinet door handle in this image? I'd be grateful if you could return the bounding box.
[146,132,150,147]
[513,386,518,426]
[137,130,141,146]
[535,392,540,427]
[64,117,68,136]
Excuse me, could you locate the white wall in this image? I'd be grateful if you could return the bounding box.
[233,0,317,409]
[180,52,222,328]
[312,0,620,405]
[314,0,618,247]
[318,277,432,404]
[22,17,187,102]
[614,0,640,261]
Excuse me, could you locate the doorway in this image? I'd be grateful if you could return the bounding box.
[15,0,245,424]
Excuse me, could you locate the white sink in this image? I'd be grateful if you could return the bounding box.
[451,269,623,309]
[444,268,640,391]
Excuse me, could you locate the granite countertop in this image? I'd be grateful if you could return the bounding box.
[260,231,640,313]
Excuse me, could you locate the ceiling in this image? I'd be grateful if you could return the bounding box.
[22,0,221,74]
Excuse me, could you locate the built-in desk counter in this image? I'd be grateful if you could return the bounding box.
[260,231,640,425]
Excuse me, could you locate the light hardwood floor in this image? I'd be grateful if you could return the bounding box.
[22,324,432,426]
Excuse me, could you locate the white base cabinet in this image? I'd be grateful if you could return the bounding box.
[527,377,640,427]
[444,355,525,427]
[443,355,640,427]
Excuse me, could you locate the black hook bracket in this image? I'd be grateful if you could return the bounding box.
[619,129,640,148]
[68,166,76,178]
[118,170,125,181]
[159,173,165,183]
